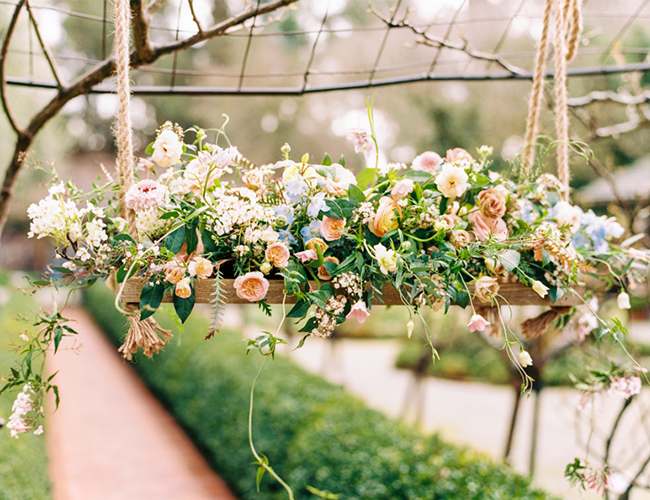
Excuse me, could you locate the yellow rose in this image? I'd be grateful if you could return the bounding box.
[370,197,401,237]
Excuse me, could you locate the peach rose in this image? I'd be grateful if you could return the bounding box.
[318,256,339,280]
[233,271,269,302]
[477,188,507,219]
[165,265,185,285]
[475,276,500,303]
[188,257,213,279]
[320,216,346,241]
[468,211,508,242]
[370,196,401,237]
[265,242,290,268]
[323,164,357,196]
[306,238,328,254]
[390,179,415,201]
[445,148,474,163]
[175,277,192,299]
[451,229,473,248]
[242,168,265,191]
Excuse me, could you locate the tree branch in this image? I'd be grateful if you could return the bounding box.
[187,0,203,34]
[146,0,166,15]
[26,0,64,88]
[368,2,527,77]
[131,0,155,62]
[0,0,28,136]
[568,90,650,108]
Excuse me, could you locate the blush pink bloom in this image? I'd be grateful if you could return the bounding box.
[233,271,269,302]
[347,128,375,159]
[266,242,291,268]
[188,256,213,279]
[323,164,357,196]
[294,249,318,263]
[411,151,442,173]
[445,148,474,163]
[320,216,346,241]
[125,179,168,212]
[151,129,183,168]
[467,314,490,333]
[346,300,370,324]
[468,211,508,241]
[435,163,469,198]
[390,179,415,201]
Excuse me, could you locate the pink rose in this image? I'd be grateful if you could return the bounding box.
[477,188,507,219]
[294,249,317,263]
[369,196,401,237]
[265,242,290,268]
[323,164,357,196]
[445,148,474,163]
[320,216,346,241]
[468,211,508,241]
[125,179,168,212]
[411,151,441,173]
[390,179,415,201]
[233,271,269,302]
[346,300,370,324]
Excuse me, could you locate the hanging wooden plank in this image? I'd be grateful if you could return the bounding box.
[117,278,586,307]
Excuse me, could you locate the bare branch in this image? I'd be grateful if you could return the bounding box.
[569,90,650,108]
[368,3,527,77]
[187,0,203,34]
[26,0,64,88]
[131,0,155,62]
[146,0,166,15]
[0,0,28,136]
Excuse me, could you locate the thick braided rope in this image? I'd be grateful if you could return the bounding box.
[521,0,553,174]
[115,0,137,239]
[565,0,582,62]
[554,0,570,201]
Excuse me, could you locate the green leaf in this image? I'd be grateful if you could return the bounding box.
[201,229,218,254]
[321,153,332,166]
[25,351,32,376]
[51,385,60,409]
[165,225,186,254]
[140,281,166,321]
[404,170,433,183]
[111,233,137,246]
[347,183,366,205]
[455,287,470,308]
[355,167,375,187]
[145,141,155,155]
[473,174,491,186]
[185,223,198,255]
[499,250,521,273]
[256,465,266,492]
[287,298,311,318]
[548,286,564,304]
[338,155,346,167]
[173,294,195,324]
[314,164,337,180]
[294,334,310,350]
[54,325,63,354]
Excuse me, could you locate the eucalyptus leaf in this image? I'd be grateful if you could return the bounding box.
[499,250,521,273]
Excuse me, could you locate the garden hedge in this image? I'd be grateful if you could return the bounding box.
[84,283,556,500]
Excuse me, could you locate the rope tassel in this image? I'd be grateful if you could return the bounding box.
[521,306,572,338]
[118,304,173,361]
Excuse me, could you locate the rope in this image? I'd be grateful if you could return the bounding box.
[114,0,137,238]
[554,0,570,201]
[565,0,582,62]
[521,0,553,174]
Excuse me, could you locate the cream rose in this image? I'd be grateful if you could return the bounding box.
[174,277,192,299]
[188,257,213,279]
[165,265,185,285]
[265,242,290,268]
[374,243,398,274]
[320,216,346,241]
[306,238,328,254]
[323,164,357,196]
[369,196,401,237]
[233,272,269,302]
[435,163,469,199]
[477,188,507,219]
[554,201,581,233]
[151,129,183,168]
[475,276,500,303]
[451,229,473,248]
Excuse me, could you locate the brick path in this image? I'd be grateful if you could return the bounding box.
[46,308,238,500]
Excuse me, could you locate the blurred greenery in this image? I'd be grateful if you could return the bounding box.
[84,282,557,500]
[0,272,52,500]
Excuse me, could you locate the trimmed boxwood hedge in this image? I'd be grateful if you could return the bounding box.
[84,284,557,500]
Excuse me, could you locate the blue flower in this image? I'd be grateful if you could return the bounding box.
[277,229,296,246]
[307,192,330,219]
[274,205,294,228]
[300,220,322,241]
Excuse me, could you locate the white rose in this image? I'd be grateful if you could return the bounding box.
[373,243,398,274]
[151,130,183,168]
[554,201,581,233]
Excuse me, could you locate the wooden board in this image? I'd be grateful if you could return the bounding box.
[117,277,586,307]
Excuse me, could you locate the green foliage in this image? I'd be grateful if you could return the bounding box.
[0,273,52,500]
[85,283,556,500]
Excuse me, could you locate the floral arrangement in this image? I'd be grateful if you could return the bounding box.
[5,113,650,496]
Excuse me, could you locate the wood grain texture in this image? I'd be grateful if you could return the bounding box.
[118,277,586,307]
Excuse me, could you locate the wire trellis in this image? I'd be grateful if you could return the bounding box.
[1,0,650,96]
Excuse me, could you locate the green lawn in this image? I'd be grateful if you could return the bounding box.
[0,272,52,500]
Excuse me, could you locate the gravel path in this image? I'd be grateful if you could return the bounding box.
[46,307,238,500]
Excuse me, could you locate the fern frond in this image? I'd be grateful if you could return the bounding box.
[205,267,227,340]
